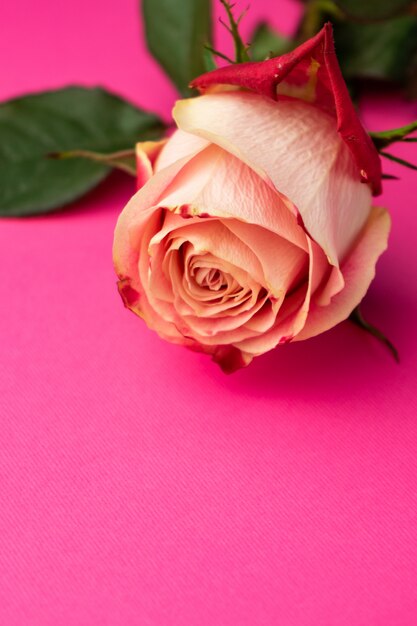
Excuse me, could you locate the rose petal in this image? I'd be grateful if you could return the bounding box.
[295,206,390,341]
[190,23,381,196]
[233,237,329,355]
[114,155,207,345]
[158,143,309,251]
[222,220,308,297]
[159,216,265,285]
[166,247,261,319]
[114,147,208,282]
[173,92,372,266]
[136,139,168,189]
[155,129,210,172]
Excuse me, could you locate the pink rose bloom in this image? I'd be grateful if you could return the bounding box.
[113,25,390,372]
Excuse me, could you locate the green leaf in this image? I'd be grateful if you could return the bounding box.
[142,0,212,95]
[369,120,417,150]
[204,45,234,65]
[249,23,291,61]
[297,1,344,42]
[334,0,413,21]
[406,55,417,99]
[333,15,417,84]
[380,151,417,171]
[0,86,164,217]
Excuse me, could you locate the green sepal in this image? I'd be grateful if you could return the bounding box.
[380,151,417,172]
[219,0,251,63]
[349,305,399,362]
[370,121,417,150]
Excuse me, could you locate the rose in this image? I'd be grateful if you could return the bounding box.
[113,24,390,372]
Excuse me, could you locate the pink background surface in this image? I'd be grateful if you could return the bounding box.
[1,1,417,624]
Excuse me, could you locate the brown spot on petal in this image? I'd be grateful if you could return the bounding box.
[177,205,212,219]
[179,204,193,219]
[117,279,140,308]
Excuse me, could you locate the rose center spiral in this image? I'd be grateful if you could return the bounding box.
[193,266,226,291]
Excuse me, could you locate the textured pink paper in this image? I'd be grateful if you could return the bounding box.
[1,1,417,625]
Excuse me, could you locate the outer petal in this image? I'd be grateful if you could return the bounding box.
[155,129,210,172]
[114,155,193,281]
[158,143,308,252]
[135,132,209,190]
[233,237,329,356]
[136,139,168,189]
[190,23,381,195]
[173,93,371,266]
[113,150,207,342]
[295,206,390,341]
[222,219,308,297]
